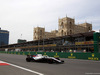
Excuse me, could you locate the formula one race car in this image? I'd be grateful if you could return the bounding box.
[26,54,64,64]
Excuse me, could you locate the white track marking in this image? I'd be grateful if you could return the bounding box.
[0,60,44,75]
[0,61,6,63]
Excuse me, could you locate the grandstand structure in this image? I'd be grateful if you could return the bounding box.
[0,31,98,53]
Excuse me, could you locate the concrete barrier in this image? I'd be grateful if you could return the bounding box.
[0,51,100,61]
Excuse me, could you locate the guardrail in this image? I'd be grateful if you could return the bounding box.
[0,51,100,61]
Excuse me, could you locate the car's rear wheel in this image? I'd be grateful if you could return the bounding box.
[26,58,31,62]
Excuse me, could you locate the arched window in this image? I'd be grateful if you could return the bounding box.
[70,22,72,24]
[88,27,91,30]
[70,22,72,28]
[67,32,69,35]
[61,30,63,36]
[61,22,63,25]
[40,30,42,35]
[64,32,66,36]
[60,22,64,29]
[70,30,72,34]
[34,30,36,33]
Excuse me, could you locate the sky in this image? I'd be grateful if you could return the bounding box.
[0,0,100,44]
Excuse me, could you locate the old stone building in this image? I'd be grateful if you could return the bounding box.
[33,16,92,40]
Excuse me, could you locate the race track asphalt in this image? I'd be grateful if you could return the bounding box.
[0,53,100,75]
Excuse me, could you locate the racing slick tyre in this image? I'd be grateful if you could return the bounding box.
[61,60,64,64]
[26,58,31,62]
[48,59,53,64]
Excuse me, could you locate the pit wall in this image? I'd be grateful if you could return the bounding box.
[0,51,100,61]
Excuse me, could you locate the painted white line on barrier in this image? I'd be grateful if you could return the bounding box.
[0,60,44,75]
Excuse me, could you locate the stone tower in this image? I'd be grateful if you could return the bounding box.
[79,23,92,32]
[34,27,45,40]
[58,17,75,36]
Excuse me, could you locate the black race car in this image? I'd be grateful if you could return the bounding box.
[26,54,64,64]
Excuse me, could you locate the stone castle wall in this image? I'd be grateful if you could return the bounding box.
[33,16,92,40]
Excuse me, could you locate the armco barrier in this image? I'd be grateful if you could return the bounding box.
[0,51,100,60]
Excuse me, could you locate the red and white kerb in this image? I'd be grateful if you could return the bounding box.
[0,61,10,66]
